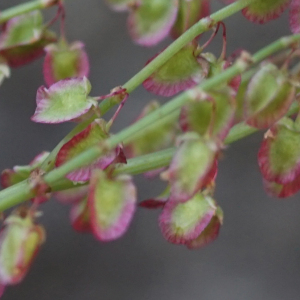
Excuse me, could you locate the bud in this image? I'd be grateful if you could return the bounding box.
[0,209,45,286]
[161,133,217,202]
[43,40,89,86]
[55,119,126,182]
[143,43,209,97]
[159,192,217,245]
[244,63,295,129]
[88,170,137,241]
[258,118,300,184]
[127,0,179,46]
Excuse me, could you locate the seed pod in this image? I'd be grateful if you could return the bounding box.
[0,209,45,286]
[143,44,209,97]
[161,133,217,202]
[244,63,295,129]
[263,176,300,198]
[205,53,241,94]
[258,118,300,184]
[241,0,291,24]
[31,77,95,124]
[88,170,137,241]
[186,206,223,249]
[171,0,210,39]
[0,11,56,67]
[54,185,88,205]
[43,40,89,86]
[290,0,300,33]
[159,192,217,244]
[70,197,92,233]
[180,88,236,141]
[127,0,179,46]
[55,119,126,182]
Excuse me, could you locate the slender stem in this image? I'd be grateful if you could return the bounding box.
[100,0,257,110]
[36,34,300,180]
[0,0,60,24]
[0,34,299,211]
[115,148,176,176]
[41,0,258,169]
[117,102,300,175]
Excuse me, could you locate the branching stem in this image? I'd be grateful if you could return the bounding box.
[0,33,299,211]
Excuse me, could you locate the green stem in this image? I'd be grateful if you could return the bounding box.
[0,0,59,24]
[38,34,300,181]
[115,148,176,176]
[121,0,256,94]
[41,0,258,171]
[0,34,299,211]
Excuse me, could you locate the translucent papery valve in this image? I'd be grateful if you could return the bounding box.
[0,208,45,295]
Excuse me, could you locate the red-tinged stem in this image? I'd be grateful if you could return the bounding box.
[219,22,227,61]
